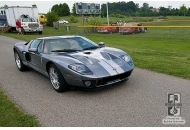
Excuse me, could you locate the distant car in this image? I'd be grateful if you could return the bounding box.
[97,26,119,33]
[119,22,147,34]
[13,36,134,92]
[58,19,69,24]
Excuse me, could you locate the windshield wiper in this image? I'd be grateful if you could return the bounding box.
[83,46,99,50]
[51,49,81,52]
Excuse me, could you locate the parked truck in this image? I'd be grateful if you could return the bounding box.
[0,5,43,34]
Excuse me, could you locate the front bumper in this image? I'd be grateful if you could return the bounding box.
[65,69,133,88]
[23,28,43,32]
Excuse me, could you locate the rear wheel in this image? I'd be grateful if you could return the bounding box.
[39,31,42,34]
[14,51,27,71]
[49,64,69,92]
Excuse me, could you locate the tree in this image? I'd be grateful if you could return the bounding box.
[0,4,8,8]
[126,1,138,13]
[72,4,76,15]
[62,3,70,16]
[188,8,190,16]
[51,4,59,14]
[51,3,70,16]
[46,11,59,27]
[180,4,187,16]
[135,3,139,10]
[159,7,168,16]
[4,4,8,8]
[142,3,149,11]
[101,4,107,17]
[135,11,140,17]
[168,5,172,10]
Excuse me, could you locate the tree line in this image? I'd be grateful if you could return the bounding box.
[101,2,190,17]
[50,2,190,17]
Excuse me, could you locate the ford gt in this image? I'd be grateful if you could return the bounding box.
[13,36,134,92]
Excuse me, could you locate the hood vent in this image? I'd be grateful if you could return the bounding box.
[83,51,91,55]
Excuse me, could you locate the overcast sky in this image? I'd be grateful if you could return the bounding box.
[0,0,190,13]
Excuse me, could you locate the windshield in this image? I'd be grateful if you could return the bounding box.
[22,18,35,22]
[43,37,99,53]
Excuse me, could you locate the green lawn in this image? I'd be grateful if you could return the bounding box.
[0,87,39,127]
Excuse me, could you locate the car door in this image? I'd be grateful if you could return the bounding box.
[28,39,44,72]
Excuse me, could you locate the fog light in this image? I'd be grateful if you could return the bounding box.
[84,81,91,87]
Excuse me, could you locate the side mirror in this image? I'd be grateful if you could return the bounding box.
[28,48,37,53]
[99,42,105,48]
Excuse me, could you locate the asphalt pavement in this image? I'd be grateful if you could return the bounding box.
[0,35,190,126]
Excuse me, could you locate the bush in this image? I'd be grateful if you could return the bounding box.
[116,14,125,18]
[110,14,125,18]
[46,11,59,27]
[69,16,78,23]
[86,16,102,26]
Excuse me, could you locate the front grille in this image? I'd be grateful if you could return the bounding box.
[28,23,39,28]
[97,70,132,86]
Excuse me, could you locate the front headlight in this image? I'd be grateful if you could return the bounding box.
[120,55,131,62]
[68,63,93,75]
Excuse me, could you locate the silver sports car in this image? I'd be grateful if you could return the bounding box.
[14,36,134,92]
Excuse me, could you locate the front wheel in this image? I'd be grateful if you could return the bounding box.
[21,28,26,35]
[14,51,27,71]
[49,64,69,92]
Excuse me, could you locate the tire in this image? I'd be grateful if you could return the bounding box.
[39,31,42,34]
[21,28,26,35]
[49,64,69,92]
[14,51,27,71]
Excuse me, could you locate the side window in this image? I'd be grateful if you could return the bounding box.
[30,39,42,49]
[37,42,43,52]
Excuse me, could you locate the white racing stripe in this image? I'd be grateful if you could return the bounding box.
[96,51,125,74]
[98,60,118,76]
[104,60,125,74]
[72,50,124,75]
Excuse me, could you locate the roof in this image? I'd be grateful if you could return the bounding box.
[37,35,82,40]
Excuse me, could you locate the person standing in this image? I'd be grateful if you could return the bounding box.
[16,19,22,35]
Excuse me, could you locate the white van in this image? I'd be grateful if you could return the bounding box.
[2,6,43,34]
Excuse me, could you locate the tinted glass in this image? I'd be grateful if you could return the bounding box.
[43,37,98,53]
[37,42,43,52]
[30,40,42,49]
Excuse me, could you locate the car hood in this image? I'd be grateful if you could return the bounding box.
[68,47,133,78]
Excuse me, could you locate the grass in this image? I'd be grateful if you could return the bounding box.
[0,87,39,127]
[2,16,190,79]
[61,15,190,25]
